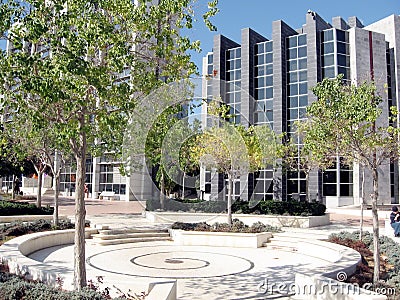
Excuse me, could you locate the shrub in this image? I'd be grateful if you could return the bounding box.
[146,198,227,213]
[329,230,400,292]
[0,219,75,240]
[147,198,326,216]
[0,201,53,216]
[171,219,281,233]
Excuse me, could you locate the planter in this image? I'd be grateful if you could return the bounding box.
[170,229,272,248]
[145,211,330,228]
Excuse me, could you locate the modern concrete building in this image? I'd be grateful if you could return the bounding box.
[201,12,400,207]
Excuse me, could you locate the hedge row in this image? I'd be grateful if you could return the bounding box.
[146,198,326,216]
[171,219,281,233]
[0,201,53,216]
[0,219,75,240]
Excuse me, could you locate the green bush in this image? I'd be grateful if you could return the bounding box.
[329,230,400,291]
[146,198,227,213]
[147,198,326,216]
[0,275,128,300]
[1,219,75,240]
[232,199,326,216]
[171,219,281,233]
[0,201,53,216]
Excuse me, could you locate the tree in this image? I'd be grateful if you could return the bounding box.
[295,121,337,201]
[189,111,281,224]
[0,0,218,290]
[305,75,400,284]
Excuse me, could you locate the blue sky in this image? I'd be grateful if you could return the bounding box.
[186,0,400,72]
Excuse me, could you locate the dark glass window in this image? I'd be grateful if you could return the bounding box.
[236,48,241,57]
[265,100,273,110]
[289,84,298,96]
[289,60,297,71]
[289,48,297,59]
[229,50,235,59]
[235,60,241,69]
[265,53,273,64]
[323,66,335,78]
[257,66,265,76]
[266,111,273,121]
[257,88,265,99]
[257,55,264,65]
[323,54,334,66]
[324,171,336,183]
[298,46,307,58]
[337,54,349,67]
[265,75,273,86]
[299,95,308,106]
[323,184,336,196]
[266,64,273,75]
[288,36,297,48]
[338,67,348,79]
[266,87,273,98]
[208,55,213,64]
[336,30,347,42]
[298,58,307,69]
[289,96,298,107]
[299,71,307,82]
[289,108,298,119]
[257,43,264,53]
[257,77,264,87]
[298,34,307,46]
[289,72,298,83]
[299,82,308,94]
[337,42,348,54]
[265,41,273,52]
[340,185,353,197]
[323,42,334,54]
[323,29,334,42]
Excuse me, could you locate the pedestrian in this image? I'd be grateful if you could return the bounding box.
[390,206,400,237]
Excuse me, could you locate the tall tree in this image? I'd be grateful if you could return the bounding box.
[0,0,218,290]
[305,75,400,284]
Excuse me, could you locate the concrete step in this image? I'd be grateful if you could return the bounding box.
[92,232,170,241]
[98,228,169,235]
[94,236,172,246]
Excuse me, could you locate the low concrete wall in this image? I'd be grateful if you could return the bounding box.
[170,229,272,248]
[0,230,176,300]
[295,273,387,299]
[145,211,330,228]
[0,215,69,223]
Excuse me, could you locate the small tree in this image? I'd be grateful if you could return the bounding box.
[306,75,400,284]
[0,0,218,290]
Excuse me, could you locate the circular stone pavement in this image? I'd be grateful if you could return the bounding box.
[87,246,254,279]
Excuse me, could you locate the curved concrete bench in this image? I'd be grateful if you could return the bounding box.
[0,229,97,289]
[0,229,176,300]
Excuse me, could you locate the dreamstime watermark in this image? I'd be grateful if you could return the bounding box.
[257,276,396,297]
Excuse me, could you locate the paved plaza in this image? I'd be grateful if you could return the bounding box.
[21,196,395,299]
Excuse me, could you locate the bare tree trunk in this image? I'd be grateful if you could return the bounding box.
[53,150,60,227]
[371,167,380,284]
[227,173,233,226]
[53,173,60,227]
[182,171,185,200]
[305,172,310,202]
[160,169,165,209]
[73,130,87,290]
[11,174,16,200]
[37,170,43,208]
[360,167,365,241]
